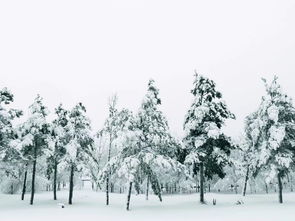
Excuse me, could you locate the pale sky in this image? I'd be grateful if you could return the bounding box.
[1,0,295,137]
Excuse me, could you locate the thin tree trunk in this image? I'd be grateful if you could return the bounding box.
[146,176,149,200]
[200,162,205,204]
[30,145,37,205]
[242,166,250,196]
[68,164,74,205]
[158,190,162,202]
[265,182,268,194]
[106,134,112,205]
[126,182,133,211]
[106,176,110,205]
[53,159,58,200]
[278,172,283,204]
[21,166,28,200]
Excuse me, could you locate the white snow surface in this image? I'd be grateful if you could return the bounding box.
[1,190,295,221]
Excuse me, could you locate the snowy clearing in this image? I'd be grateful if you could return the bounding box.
[1,190,294,221]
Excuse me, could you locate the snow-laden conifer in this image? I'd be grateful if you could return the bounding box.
[184,73,235,203]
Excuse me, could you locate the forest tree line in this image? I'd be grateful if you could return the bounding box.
[1,74,295,210]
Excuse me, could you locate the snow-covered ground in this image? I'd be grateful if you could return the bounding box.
[1,190,294,221]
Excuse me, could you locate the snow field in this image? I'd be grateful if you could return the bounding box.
[1,190,294,221]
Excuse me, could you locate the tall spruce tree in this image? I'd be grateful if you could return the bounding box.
[183,73,235,203]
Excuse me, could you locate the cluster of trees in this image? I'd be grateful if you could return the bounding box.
[1,74,295,210]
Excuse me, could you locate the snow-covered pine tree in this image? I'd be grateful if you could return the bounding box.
[137,79,182,199]
[183,73,235,203]
[0,88,22,160]
[251,76,295,203]
[47,104,68,200]
[19,95,50,205]
[0,88,23,195]
[65,103,93,205]
[99,80,187,210]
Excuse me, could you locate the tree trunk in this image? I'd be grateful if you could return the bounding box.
[106,176,110,205]
[265,182,268,194]
[126,182,133,211]
[200,162,205,204]
[68,164,74,205]
[242,166,249,196]
[278,172,283,204]
[53,160,58,200]
[106,134,112,205]
[30,145,37,205]
[158,191,162,202]
[21,167,28,200]
[146,176,149,200]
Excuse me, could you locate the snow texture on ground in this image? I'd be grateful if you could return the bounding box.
[1,190,294,221]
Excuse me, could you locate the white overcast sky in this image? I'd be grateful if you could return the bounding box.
[1,0,295,137]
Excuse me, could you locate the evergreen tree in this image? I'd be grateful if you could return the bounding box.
[183,73,235,203]
[19,95,50,205]
[0,88,22,160]
[250,76,295,203]
[137,79,181,199]
[47,104,68,200]
[65,103,93,205]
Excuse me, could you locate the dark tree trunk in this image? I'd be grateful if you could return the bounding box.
[68,164,74,205]
[242,166,250,196]
[53,160,58,200]
[30,145,37,205]
[146,176,149,200]
[106,134,112,205]
[106,176,110,205]
[126,182,133,211]
[158,191,162,202]
[278,172,283,204]
[200,162,205,204]
[110,183,114,193]
[21,167,28,200]
[58,182,61,191]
